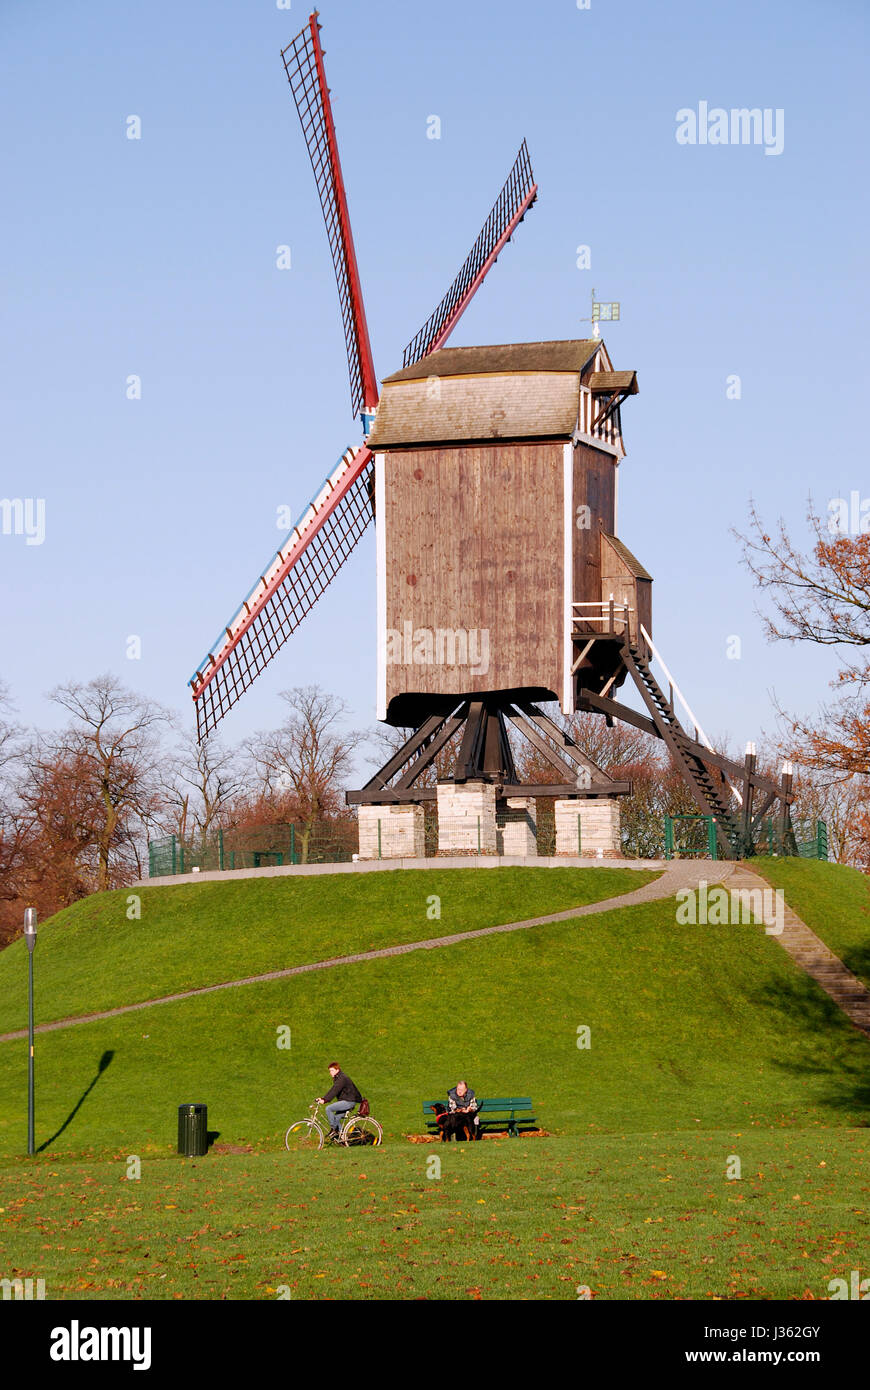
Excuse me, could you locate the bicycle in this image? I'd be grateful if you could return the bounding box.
[284,1100,383,1151]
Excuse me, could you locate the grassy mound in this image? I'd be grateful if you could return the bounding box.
[0,887,867,1161]
[0,866,658,1030]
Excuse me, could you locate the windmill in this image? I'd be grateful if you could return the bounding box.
[189,10,795,860]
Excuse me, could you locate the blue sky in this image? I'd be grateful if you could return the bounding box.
[1,0,868,766]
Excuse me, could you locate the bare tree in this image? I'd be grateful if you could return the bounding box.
[0,681,30,941]
[162,732,243,847]
[47,674,174,892]
[244,686,365,861]
[0,679,23,773]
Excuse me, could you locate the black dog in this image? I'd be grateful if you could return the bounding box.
[431,1102,479,1142]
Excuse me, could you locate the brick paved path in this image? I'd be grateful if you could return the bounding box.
[726,865,870,1037]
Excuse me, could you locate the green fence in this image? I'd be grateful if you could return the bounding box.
[663,815,829,862]
[793,819,829,861]
[148,820,359,878]
[149,807,561,876]
[663,814,721,860]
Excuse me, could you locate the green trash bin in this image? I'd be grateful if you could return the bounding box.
[177,1102,208,1157]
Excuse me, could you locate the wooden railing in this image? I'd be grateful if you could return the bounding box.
[577,387,621,449]
[572,600,633,635]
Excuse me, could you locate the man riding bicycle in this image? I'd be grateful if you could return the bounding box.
[317,1062,363,1141]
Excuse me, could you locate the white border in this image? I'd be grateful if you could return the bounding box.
[562,441,574,714]
[375,453,387,720]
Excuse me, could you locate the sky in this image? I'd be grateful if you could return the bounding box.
[1,0,868,775]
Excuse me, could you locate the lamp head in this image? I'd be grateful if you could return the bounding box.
[23,907,37,953]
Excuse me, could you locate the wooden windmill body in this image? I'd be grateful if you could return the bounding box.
[189,11,796,860]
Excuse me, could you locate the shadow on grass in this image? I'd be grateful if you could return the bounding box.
[751,976,870,1120]
[206,1130,221,1150]
[38,1049,114,1153]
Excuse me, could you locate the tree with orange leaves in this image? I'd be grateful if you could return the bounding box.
[737,499,870,777]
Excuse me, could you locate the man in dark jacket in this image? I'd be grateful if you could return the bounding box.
[317,1063,363,1139]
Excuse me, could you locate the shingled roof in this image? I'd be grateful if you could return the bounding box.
[368,370,585,447]
[588,370,638,395]
[603,534,653,581]
[382,339,601,384]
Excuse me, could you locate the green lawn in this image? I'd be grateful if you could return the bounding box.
[1,892,867,1162]
[1,1132,867,1300]
[2,860,868,1301]
[0,866,658,1030]
[750,857,870,990]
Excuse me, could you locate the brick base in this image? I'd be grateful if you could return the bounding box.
[357,804,425,860]
[497,797,537,856]
[555,798,622,857]
[436,781,497,855]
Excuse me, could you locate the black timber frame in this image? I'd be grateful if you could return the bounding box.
[346,696,632,806]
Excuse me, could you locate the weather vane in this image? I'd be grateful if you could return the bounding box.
[587,288,620,338]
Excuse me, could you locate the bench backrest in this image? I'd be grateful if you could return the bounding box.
[423,1097,533,1114]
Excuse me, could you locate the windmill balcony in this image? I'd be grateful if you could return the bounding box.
[572,600,633,643]
[570,600,648,696]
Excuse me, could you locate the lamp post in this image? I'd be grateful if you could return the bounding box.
[23,908,37,1155]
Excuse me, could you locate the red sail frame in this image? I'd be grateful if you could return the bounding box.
[191,20,539,738]
[281,15,378,417]
[402,140,538,368]
[189,446,374,739]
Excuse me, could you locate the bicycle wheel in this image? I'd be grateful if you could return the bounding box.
[343,1116,383,1147]
[284,1120,324,1152]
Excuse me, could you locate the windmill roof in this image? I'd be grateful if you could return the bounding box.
[382,339,602,383]
[368,371,584,447]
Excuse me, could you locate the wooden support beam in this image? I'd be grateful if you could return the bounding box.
[393,711,467,789]
[579,690,659,739]
[514,702,612,785]
[347,786,438,805]
[360,711,449,791]
[750,787,780,831]
[579,691,785,798]
[571,637,596,675]
[504,711,581,782]
[454,701,487,782]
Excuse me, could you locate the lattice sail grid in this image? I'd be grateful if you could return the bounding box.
[191,448,374,739]
[281,19,377,416]
[402,140,537,368]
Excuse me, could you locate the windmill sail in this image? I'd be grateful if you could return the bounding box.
[190,446,374,739]
[281,15,378,417]
[402,140,538,369]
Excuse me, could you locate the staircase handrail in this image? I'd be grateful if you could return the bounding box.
[639,623,743,807]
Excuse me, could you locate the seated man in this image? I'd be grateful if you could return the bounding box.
[448,1079,481,1140]
[317,1062,363,1140]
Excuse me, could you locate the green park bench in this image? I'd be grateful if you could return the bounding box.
[423,1096,537,1138]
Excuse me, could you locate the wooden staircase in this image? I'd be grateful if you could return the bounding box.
[622,642,744,858]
